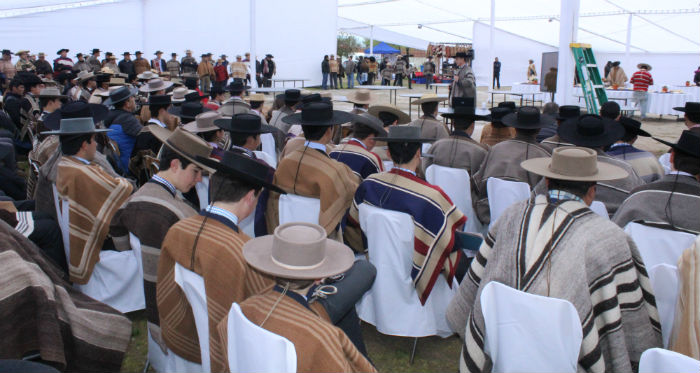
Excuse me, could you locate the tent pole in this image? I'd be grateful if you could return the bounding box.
[249,0,257,88]
[370,25,374,56]
[625,14,632,70]
[489,0,495,87]
[554,0,579,105]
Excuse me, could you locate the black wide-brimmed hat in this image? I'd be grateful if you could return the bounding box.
[44,101,109,130]
[498,101,517,112]
[556,105,581,121]
[185,91,208,102]
[102,85,138,106]
[558,114,624,148]
[619,116,651,137]
[196,151,286,194]
[226,80,251,93]
[501,106,555,129]
[673,101,700,114]
[282,102,354,126]
[147,95,172,106]
[278,89,301,102]
[353,113,387,136]
[214,113,276,134]
[168,102,211,120]
[655,130,700,158]
[486,107,511,124]
[441,97,487,120]
[56,48,69,55]
[92,48,100,54]
[454,51,469,59]
[374,125,434,143]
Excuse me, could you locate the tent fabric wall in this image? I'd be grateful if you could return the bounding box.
[595,52,699,88]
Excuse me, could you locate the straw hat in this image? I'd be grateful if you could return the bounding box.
[15,50,29,56]
[243,222,355,280]
[137,70,159,80]
[75,70,95,83]
[637,63,652,71]
[149,126,214,172]
[520,146,628,182]
[139,78,174,93]
[346,89,372,105]
[168,87,194,103]
[108,77,126,86]
[38,86,67,99]
[367,105,410,124]
[183,111,224,133]
[100,67,116,75]
[411,93,448,105]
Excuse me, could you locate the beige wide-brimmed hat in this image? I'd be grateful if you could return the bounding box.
[346,89,372,105]
[245,93,266,102]
[109,77,126,86]
[139,78,174,93]
[38,86,67,99]
[137,70,159,80]
[183,111,223,133]
[520,146,628,182]
[368,104,410,124]
[100,66,115,75]
[15,50,29,56]
[243,222,355,280]
[637,63,652,71]
[75,70,95,82]
[411,93,449,105]
[168,87,194,103]
[149,126,214,172]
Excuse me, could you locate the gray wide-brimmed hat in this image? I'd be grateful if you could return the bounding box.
[137,70,159,80]
[373,125,434,143]
[243,222,355,280]
[75,70,95,83]
[346,89,372,105]
[38,86,67,99]
[168,87,193,103]
[150,126,214,172]
[102,85,138,107]
[139,78,174,93]
[353,113,387,136]
[183,111,224,133]
[368,104,410,124]
[42,117,111,135]
[521,146,628,182]
[411,93,448,105]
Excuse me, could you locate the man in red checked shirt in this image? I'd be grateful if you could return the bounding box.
[630,62,653,119]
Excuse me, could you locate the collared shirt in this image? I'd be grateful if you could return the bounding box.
[392,166,416,176]
[304,141,327,153]
[669,170,694,178]
[349,138,367,149]
[548,189,584,204]
[72,156,91,165]
[151,174,177,197]
[608,142,631,150]
[205,205,239,226]
[148,118,167,128]
[230,144,254,157]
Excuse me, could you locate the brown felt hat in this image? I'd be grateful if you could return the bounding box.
[346,89,372,105]
[150,126,214,172]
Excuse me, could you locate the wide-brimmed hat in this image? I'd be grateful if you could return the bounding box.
[521,146,628,182]
[139,78,174,93]
[122,51,131,56]
[347,89,372,105]
[498,101,517,112]
[168,87,193,103]
[226,80,251,93]
[454,51,469,59]
[673,101,700,114]
[611,61,621,67]
[486,107,511,124]
[215,113,275,134]
[501,106,555,129]
[95,74,111,83]
[619,116,651,137]
[185,91,208,102]
[196,150,285,194]
[15,50,29,56]
[245,93,266,102]
[137,70,159,80]
[38,86,67,99]
[374,125,434,143]
[265,54,274,58]
[558,114,624,148]
[282,102,354,126]
[556,105,581,121]
[108,77,126,86]
[2,49,12,55]
[150,126,214,172]
[92,48,100,54]
[367,105,410,125]
[168,102,211,120]
[75,70,95,83]
[43,102,109,130]
[353,113,387,136]
[411,93,448,105]
[56,48,69,55]
[183,111,224,133]
[637,63,652,71]
[100,67,115,75]
[102,85,138,106]
[243,222,354,280]
[135,51,143,55]
[147,95,172,106]
[441,97,487,120]
[279,89,301,102]
[154,51,163,55]
[42,117,111,135]
[655,130,700,158]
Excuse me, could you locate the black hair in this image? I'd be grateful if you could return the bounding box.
[620,129,637,143]
[114,99,129,110]
[388,141,421,164]
[158,146,192,171]
[600,101,620,119]
[453,117,475,131]
[284,100,297,108]
[515,128,540,137]
[149,103,169,119]
[687,113,700,124]
[209,172,262,203]
[421,102,438,116]
[302,125,330,141]
[39,97,62,110]
[546,178,596,199]
[673,150,700,176]
[378,112,398,126]
[81,78,94,88]
[352,123,378,140]
[9,77,24,89]
[184,78,198,90]
[229,131,258,147]
[353,103,366,109]
[59,133,93,156]
[198,129,220,142]
[250,101,263,109]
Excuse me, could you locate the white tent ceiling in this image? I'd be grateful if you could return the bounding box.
[338,0,700,53]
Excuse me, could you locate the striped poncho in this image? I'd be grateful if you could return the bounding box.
[329,139,384,179]
[446,195,662,372]
[347,169,466,305]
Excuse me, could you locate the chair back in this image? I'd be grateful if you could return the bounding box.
[425,164,483,235]
[174,263,211,373]
[421,143,431,154]
[624,223,696,276]
[648,264,680,348]
[480,281,582,373]
[128,233,145,278]
[195,176,210,211]
[238,208,256,238]
[260,133,277,168]
[658,153,672,175]
[355,203,456,337]
[382,160,394,171]
[639,348,700,373]
[278,194,320,225]
[589,201,609,219]
[226,303,297,373]
[52,183,70,260]
[486,178,531,226]
[253,150,277,169]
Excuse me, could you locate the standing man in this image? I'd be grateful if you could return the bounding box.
[393,55,406,86]
[53,49,73,75]
[151,51,166,73]
[629,63,653,119]
[243,52,252,84]
[606,61,627,87]
[229,55,247,83]
[87,49,101,72]
[166,53,180,77]
[213,57,229,92]
[492,57,501,89]
[329,55,339,89]
[72,53,90,74]
[15,50,36,73]
[261,54,275,87]
[133,51,150,75]
[526,59,537,81]
[118,52,135,78]
[345,56,356,89]
[180,50,198,75]
[321,55,330,90]
[34,53,54,76]
[1,49,17,82]
[423,56,436,89]
[451,51,476,99]
[197,53,215,95]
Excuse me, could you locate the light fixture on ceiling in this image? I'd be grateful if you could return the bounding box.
[418,24,423,29]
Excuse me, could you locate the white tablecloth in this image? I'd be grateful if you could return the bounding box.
[511,83,542,94]
[675,86,700,101]
[573,87,693,115]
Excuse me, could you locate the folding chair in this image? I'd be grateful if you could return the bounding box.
[425,164,484,235]
[639,348,700,373]
[278,194,320,225]
[486,177,531,227]
[173,263,210,373]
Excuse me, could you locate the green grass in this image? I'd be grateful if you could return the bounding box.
[120,313,460,373]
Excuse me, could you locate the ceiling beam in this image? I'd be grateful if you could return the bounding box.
[0,0,118,18]
[337,0,398,8]
[603,1,699,46]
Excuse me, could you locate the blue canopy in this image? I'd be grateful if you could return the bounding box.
[364,42,400,55]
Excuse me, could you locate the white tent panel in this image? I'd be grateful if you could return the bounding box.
[338,18,430,50]
[596,52,699,87]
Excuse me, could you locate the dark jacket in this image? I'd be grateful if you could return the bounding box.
[694,69,700,86]
[34,60,53,76]
[118,59,135,76]
[321,59,330,74]
[104,109,142,137]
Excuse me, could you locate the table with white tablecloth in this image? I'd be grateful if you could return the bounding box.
[675,86,700,101]
[573,87,693,116]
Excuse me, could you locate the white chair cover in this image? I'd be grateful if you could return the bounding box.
[239,209,256,238]
[278,194,320,225]
[164,348,203,373]
[195,175,210,211]
[639,348,700,373]
[480,281,582,373]
[356,204,456,338]
[52,184,145,313]
[589,201,609,219]
[648,264,680,348]
[658,153,672,175]
[254,150,277,169]
[421,143,431,154]
[486,178,531,227]
[173,263,211,373]
[226,303,297,373]
[147,330,169,373]
[624,223,696,276]
[425,164,484,235]
[382,160,394,171]
[260,133,277,167]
